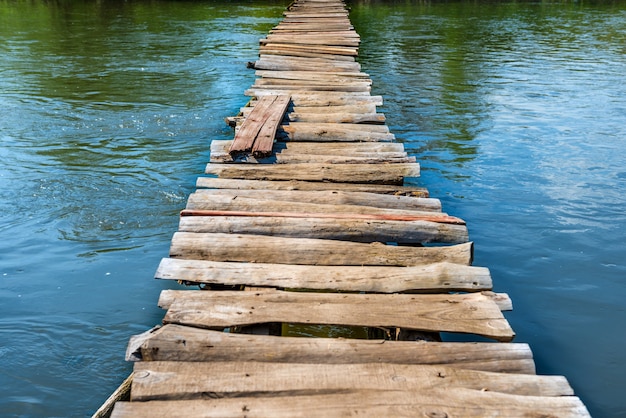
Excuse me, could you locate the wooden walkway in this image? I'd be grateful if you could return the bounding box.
[106,0,589,416]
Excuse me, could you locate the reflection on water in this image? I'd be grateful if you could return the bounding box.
[1,0,626,416]
[0,0,288,416]
[351,1,626,417]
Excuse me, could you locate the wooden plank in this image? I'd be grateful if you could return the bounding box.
[251,59,361,73]
[248,90,383,106]
[251,94,291,158]
[271,24,353,32]
[261,36,359,47]
[192,189,441,212]
[290,103,379,113]
[254,78,371,88]
[169,232,473,266]
[254,71,370,81]
[185,194,443,218]
[92,373,133,418]
[177,215,468,244]
[179,210,464,225]
[260,43,358,56]
[260,49,357,62]
[210,141,410,163]
[195,178,429,197]
[204,162,420,185]
[278,122,395,142]
[211,151,412,164]
[228,95,277,155]
[287,111,385,123]
[132,324,534,373]
[215,140,405,154]
[113,390,589,418]
[159,290,513,341]
[251,82,370,93]
[128,361,575,402]
[282,12,350,18]
[156,258,490,293]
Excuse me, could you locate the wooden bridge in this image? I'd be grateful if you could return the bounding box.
[103,0,589,416]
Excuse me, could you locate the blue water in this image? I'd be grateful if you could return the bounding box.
[1,0,625,416]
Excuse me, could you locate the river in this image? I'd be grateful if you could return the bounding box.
[0,0,624,416]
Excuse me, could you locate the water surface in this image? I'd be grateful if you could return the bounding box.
[1,0,625,416]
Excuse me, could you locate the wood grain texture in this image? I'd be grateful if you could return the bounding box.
[278,122,395,142]
[248,90,383,106]
[204,162,420,184]
[127,361,573,402]
[228,95,277,154]
[177,214,468,244]
[155,258,491,292]
[159,290,514,341]
[195,178,429,196]
[169,232,474,266]
[112,390,589,418]
[192,188,439,211]
[185,194,446,219]
[134,324,534,373]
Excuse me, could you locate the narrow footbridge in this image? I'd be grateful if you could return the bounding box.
[104,0,589,416]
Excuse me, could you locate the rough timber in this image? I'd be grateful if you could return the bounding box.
[103,0,590,416]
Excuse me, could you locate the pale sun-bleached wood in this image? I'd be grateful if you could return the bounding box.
[133,324,534,373]
[159,290,514,341]
[128,361,573,402]
[195,178,429,196]
[112,390,589,418]
[204,162,420,184]
[177,215,468,244]
[169,232,473,266]
[155,258,491,293]
[186,193,445,218]
[192,189,439,211]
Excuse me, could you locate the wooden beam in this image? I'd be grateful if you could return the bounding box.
[155,259,490,293]
[204,162,420,185]
[177,215,468,244]
[169,232,474,266]
[195,178,429,197]
[158,290,514,341]
[112,390,589,418]
[128,361,575,402]
[132,324,534,373]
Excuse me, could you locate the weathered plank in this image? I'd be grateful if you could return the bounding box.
[260,43,358,56]
[195,178,429,196]
[185,194,445,219]
[156,258,490,292]
[177,215,468,244]
[279,122,395,142]
[159,290,513,341]
[287,111,386,124]
[254,77,371,87]
[215,139,406,156]
[248,90,383,106]
[211,141,409,163]
[251,58,361,72]
[132,324,534,373]
[204,162,419,185]
[251,95,291,158]
[261,36,359,47]
[252,81,370,92]
[254,70,370,81]
[112,390,589,418]
[180,209,463,225]
[169,232,473,266]
[128,361,574,402]
[192,189,440,211]
[228,95,278,155]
